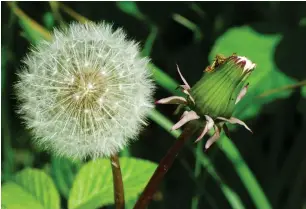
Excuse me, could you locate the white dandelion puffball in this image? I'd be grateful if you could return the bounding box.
[15,22,155,160]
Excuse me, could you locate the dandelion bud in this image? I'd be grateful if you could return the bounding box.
[156,54,256,149]
[15,22,155,159]
[191,55,255,118]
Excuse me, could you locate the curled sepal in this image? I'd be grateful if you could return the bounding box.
[235,83,249,104]
[205,125,221,149]
[175,65,195,104]
[171,111,200,131]
[195,115,214,143]
[176,64,190,90]
[180,111,189,119]
[155,96,187,105]
[217,117,253,133]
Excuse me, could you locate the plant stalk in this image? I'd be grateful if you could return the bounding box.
[110,154,125,209]
[133,124,195,209]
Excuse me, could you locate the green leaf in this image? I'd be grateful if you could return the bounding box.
[68,157,157,209]
[51,156,82,199]
[1,168,60,209]
[209,25,297,120]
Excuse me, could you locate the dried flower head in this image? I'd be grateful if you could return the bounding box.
[156,54,256,149]
[15,22,155,159]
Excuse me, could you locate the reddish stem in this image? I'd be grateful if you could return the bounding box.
[133,124,195,209]
[111,154,125,209]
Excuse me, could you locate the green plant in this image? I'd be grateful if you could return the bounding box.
[2,2,306,209]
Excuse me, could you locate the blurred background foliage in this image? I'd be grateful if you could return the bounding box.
[1,1,306,209]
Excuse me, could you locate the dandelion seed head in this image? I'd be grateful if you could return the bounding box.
[15,22,155,160]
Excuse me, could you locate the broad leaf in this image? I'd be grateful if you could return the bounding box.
[1,168,60,209]
[68,157,157,209]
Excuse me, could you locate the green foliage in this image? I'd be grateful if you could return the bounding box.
[68,157,157,209]
[3,2,306,209]
[1,158,157,209]
[1,169,61,209]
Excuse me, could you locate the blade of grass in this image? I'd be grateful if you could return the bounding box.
[257,79,306,98]
[1,9,18,181]
[148,109,181,138]
[189,3,206,18]
[172,13,203,42]
[49,1,64,25]
[141,25,158,57]
[191,141,206,209]
[180,158,219,209]
[194,141,246,209]
[116,1,146,21]
[57,2,91,24]
[217,138,272,209]
[7,2,52,43]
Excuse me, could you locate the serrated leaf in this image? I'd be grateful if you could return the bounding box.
[51,156,82,198]
[1,168,60,209]
[209,25,297,120]
[68,157,157,209]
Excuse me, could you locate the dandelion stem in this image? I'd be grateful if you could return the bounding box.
[133,124,195,209]
[110,154,125,209]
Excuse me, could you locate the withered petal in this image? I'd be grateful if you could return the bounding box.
[176,64,191,90]
[195,115,214,143]
[217,116,253,133]
[205,125,221,149]
[235,83,249,104]
[171,110,200,130]
[155,96,187,105]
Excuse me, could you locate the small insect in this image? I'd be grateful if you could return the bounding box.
[205,53,237,72]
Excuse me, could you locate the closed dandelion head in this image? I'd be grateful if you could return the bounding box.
[15,22,155,160]
[156,54,256,149]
